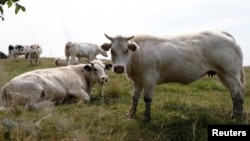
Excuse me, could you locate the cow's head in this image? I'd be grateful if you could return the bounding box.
[101,34,139,74]
[83,60,112,85]
[30,45,41,55]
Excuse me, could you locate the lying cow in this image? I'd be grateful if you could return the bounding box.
[54,57,80,66]
[101,30,245,122]
[65,41,108,65]
[0,60,112,109]
[29,44,42,64]
[8,44,30,59]
[0,51,7,59]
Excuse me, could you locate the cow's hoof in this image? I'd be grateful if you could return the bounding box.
[142,116,151,123]
[127,111,135,119]
[231,112,243,121]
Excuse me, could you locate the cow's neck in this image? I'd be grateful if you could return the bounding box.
[86,76,95,93]
[126,52,143,84]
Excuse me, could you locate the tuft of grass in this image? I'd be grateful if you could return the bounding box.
[0,58,249,140]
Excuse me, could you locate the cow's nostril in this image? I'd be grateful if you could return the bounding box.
[114,66,124,73]
[114,67,118,71]
[101,77,108,82]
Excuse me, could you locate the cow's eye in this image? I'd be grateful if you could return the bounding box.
[94,68,98,72]
[125,49,129,54]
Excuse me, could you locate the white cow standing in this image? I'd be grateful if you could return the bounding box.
[0,60,112,110]
[65,41,108,65]
[101,30,245,122]
[29,44,42,64]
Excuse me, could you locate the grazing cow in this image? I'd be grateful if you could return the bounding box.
[65,41,108,65]
[0,51,7,59]
[0,60,112,109]
[101,30,245,122]
[8,44,30,59]
[29,44,42,64]
[54,57,79,66]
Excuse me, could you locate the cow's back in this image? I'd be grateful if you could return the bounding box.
[0,65,90,108]
[129,30,243,84]
[65,42,100,61]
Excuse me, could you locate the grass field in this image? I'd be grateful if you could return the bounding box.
[0,58,249,141]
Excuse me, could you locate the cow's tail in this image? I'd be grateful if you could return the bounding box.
[240,67,246,88]
[220,31,236,42]
[0,83,10,108]
[65,42,72,58]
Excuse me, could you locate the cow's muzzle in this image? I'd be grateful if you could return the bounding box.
[114,65,125,74]
[100,76,109,85]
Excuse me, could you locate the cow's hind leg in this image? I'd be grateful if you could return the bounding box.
[23,88,48,110]
[66,56,70,65]
[142,83,155,123]
[218,74,245,119]
[70,56,77,65]
[127,82,143,119]
[139,76,157,123]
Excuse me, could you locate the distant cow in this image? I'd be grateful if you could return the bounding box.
[101,30,245,122]
[29,44,42,64]
[54,57,79,66]
[0,51,7,59]
[0,60,112,109]
[8,45,30,59]
[65,41,108,65]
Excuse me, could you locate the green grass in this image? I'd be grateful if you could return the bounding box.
[0,58,249,141]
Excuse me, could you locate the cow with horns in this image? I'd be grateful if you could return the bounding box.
[101,30,245,123]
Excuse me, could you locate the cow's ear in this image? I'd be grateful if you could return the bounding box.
[105,64,112,70]
[128,42,139,52]
[83,65,92,72]
[101,43,111,51]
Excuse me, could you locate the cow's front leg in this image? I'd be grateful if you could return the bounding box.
[142,80,155,123]
[69,89,90,102]
[127,96,139,119]
[127,82,142,119]
[143,97,152,123]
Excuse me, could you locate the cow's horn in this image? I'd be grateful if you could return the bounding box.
[104,33,113,41]
[126,36,134,41]
[87,60,94,68]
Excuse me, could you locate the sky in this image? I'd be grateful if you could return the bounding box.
[0,0,249,66]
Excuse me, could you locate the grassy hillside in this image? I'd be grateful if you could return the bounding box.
[0,58,249,141]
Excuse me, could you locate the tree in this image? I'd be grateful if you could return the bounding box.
[0,0,25,21]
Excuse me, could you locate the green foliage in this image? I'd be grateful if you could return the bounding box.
[14,3,25,14]
[0,58,249,140]
[0,0,25,21]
